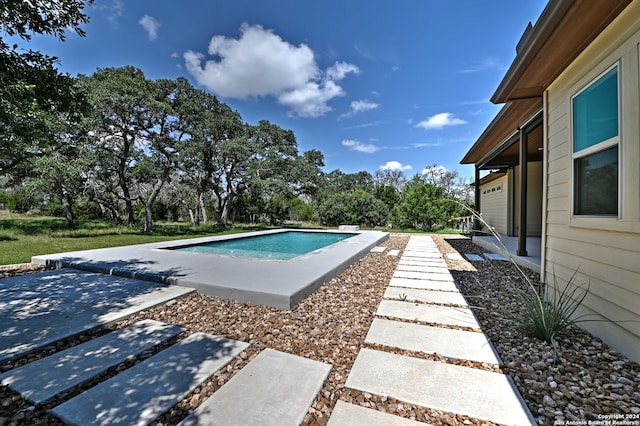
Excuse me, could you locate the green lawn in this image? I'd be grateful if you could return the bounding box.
[0,211,462,265]
[0,211,262,265]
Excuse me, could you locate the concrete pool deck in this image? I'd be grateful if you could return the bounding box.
[32,229,388,309]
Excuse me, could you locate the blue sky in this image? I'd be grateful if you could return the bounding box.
[21,0,547,180]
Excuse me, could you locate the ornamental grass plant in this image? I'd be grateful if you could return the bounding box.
[461,206,590,352]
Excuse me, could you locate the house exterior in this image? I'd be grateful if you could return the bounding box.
[461,0,640,362]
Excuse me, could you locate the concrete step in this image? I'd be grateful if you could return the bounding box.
[179,348,332,426]
[376,300,480,329]
[327,401,428,425]
[51,332,249,426]
[345,349,534,426]
[365,318,500,364]
[383,287,468,306]
[0,320,183,405]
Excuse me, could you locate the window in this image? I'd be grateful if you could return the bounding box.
[572,65,619,216]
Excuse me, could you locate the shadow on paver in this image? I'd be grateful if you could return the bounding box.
[0,267,191,363]
[52,333,249,426]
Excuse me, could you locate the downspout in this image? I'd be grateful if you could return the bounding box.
[540,90,549,280]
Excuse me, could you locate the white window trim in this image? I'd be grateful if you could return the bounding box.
[570,61,622,219]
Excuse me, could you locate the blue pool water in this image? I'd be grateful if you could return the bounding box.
[171,231,357,260]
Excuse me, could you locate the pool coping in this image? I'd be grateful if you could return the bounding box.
[32,229,389,309]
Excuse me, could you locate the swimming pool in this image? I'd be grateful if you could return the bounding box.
[33,229,389,309]
[170,231,357,260]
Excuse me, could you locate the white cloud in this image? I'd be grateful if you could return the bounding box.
[340,99,380,119]
[139,15,160,41]
[381,161,412,171]
[184,23,359,117]
[459,57,504,74]
[93,0,124,26]
[342,139,379,154]
[416,112,467,130]
[421,164,447,176]
[351,100,379,113]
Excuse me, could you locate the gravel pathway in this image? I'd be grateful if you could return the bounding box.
[1,234,638,425]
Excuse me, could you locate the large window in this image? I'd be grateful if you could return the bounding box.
[572,65,619,216]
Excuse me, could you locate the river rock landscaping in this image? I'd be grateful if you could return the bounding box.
[0,234,638,425]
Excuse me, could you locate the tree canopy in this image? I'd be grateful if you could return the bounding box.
[0,0,93,173]
[0,0,473,232]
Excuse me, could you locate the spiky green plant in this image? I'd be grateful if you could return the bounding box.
[507,268,589,351]
[456,203,589,351]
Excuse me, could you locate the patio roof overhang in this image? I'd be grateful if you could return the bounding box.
[462,0,632,169]
[461,0,632,258]
[460,98,542,169]
[491,0,632,103]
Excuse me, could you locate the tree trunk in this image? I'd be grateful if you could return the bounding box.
[218,197,230,227]
[60,186,74,229]
[188,208,198,226]
[199,192,208,224]
[143,204,154,233]
[142,177,166,233]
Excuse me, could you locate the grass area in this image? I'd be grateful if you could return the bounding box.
[0,211,268,265]
[0,210,462,265]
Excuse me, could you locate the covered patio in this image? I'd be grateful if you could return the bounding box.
[472,234,541,274]
[461,97,543,261]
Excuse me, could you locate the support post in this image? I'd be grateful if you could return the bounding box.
[517,127,528,256]
[474,166,481,232]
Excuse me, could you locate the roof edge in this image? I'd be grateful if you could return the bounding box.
[491,0,573,104]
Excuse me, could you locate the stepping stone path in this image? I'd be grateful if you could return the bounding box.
[464,253,485,261]
[0,269,194,364]
[0,320,183,405]
[179,348,332,426]
[328,400,426,425]
[52,332,250,425]
[1,269,332,425]
[332,235,535,425]
[1,241,534,424]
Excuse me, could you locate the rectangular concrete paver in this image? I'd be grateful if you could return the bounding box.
[376,300,480,329]
[0,269,194,363]
[384,288,468,306]
[465,254,485,261]
[386,249,400,256]
[346,349,534,426]
[402,251,442,259]
[394,270,452,280]
[394,264,450,274]
[52,332,249,426]
[365,319,500,364]
[327,401,428,426]
[388,277,457,291]
[370,246,386,253]
[398,258,447,266]
[485,253,508,261]
[179,348,332,426]
[445,252,464,261]
[0,320,183,404]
